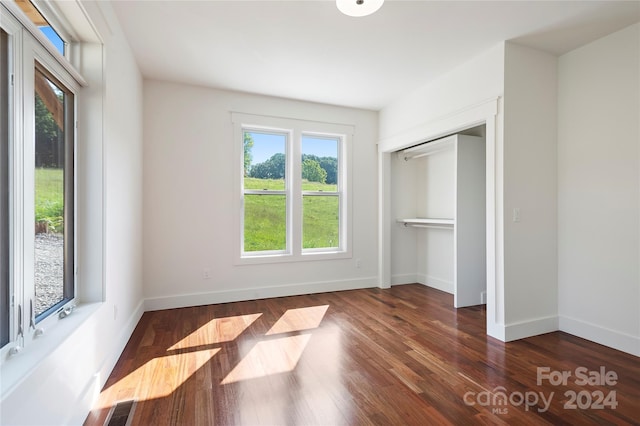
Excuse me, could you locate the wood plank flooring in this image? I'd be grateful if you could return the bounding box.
[84,285,640,425]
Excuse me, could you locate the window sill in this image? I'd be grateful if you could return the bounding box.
[0,302,101,399]
[236,250,352,266]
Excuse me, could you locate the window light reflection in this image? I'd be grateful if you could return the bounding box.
[221,334,312,384]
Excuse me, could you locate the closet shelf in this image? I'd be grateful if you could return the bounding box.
[397,218,455,228]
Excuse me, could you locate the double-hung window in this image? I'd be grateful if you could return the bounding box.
[1,0,81,359]
[233,113,353,263]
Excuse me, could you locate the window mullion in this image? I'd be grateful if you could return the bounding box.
[244,189,287,196]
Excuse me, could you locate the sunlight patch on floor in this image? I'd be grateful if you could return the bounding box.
[168,313,262,350]
[266,305,329,335]
[95,348,220,408]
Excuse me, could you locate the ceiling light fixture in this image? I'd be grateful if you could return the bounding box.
[336,0,384,17]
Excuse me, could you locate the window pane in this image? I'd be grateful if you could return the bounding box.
[302,135,338,189]
[244,194,286,252]
[244,131,286,190]
[303,195,339,249]
[34,68,69,317]
[1,29,9,346]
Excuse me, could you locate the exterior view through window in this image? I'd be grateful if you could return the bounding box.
[34,66,74,318]
[301,135,339,249]
[243,130,288,252]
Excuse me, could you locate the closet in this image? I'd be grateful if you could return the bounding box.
[392,134,486,308]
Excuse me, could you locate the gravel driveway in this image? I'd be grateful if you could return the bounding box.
[35,233,64,315]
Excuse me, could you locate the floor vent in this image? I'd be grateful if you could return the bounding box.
[104,399,137,426]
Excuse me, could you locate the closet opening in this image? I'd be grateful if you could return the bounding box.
[390,125,486,308]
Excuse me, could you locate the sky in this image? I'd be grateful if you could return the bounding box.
[40,27,65,56]
[248,131,338,165]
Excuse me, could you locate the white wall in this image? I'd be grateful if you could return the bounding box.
[502,43,559,340]
[417,151,456,291]
[389,154,418,284]
[143,82,379,309]
[558,23,640,356]
[102,2,145,330]
[0,2,145,424]
[379,43,505,141]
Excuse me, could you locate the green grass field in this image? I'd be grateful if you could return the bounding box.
[34,172,336,248]
[35,168,64,233]
[244,177,339,251]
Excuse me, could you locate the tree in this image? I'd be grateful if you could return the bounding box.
[302,154,337,184]
[243,133,254,176]
[249,153,286,180]
[302,159,327,183]
[318,157,337,184]
[35,94,61,168]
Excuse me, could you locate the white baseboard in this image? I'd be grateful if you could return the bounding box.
[417,274,454,294]
[144,277,378,311]
[559,315,640,357]
[504,315,558,342]
[391,273,417,286]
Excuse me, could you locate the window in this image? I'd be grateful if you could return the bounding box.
[234,113,352,263]
[1,2,80,358]
[33,64,74,320]
[15,0,66,55]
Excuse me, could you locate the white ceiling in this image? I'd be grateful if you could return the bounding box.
[112,1,640,111]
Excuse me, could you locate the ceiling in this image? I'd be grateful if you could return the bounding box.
[111,1,640,111]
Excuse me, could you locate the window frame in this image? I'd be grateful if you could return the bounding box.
[1,28,10,349]
[31,61,75,322]
[2,1,85,86]
[301,132,343,253]
[30,0,80,53]
[233,113,353,265]
[0,2,82,362]
[23,29,79,336]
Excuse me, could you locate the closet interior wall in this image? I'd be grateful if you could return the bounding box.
[390,130,486,308]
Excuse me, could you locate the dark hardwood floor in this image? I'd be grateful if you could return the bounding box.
[85,284,640,425]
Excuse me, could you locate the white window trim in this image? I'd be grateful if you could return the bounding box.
[232,112,353,265]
